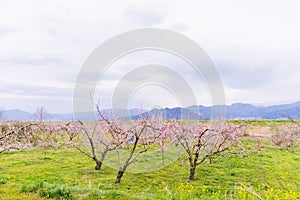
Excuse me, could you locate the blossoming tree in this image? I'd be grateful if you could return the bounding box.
[173,121,244,180]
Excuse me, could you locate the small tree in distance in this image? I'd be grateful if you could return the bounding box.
[36,106,48,122]
[271,117,300,154]
[35,106,50,158]
[0,107,5,121]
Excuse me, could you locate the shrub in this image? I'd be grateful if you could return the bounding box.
[20,182,73,200]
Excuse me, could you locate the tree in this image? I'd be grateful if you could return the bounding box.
[75,104,175,178]
[0,122,37,153]
[0,121,77,154]
[36,106,48,122]
[74,120,119,170]
[62,121,80,142]
[72,103,149,172]
[95,105,158,183]
[270,117,300,154]
[150,115,178,167]
[173,121,244,180]
[0,108,5,121]
[35,123,67,149]
[35,106,62,158]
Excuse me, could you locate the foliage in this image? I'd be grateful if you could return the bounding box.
[0,121,79,153]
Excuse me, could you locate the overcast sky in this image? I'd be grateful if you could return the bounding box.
[0,0,299,113]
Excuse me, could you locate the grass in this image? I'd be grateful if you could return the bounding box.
[0,139,299,199]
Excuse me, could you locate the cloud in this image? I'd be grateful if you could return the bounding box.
[125,6,166,26]
[0,0,300,112]
[0,80,73,97]
[3,56,64,66]
[216,62,274,90]
[0,26,19,37]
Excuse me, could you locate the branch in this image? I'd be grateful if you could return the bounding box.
[0,123,37,140]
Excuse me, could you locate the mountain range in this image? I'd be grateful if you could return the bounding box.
[1,101,300,121]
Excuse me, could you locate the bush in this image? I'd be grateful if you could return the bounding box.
[20,182,73,199]
[39,184,72,199]
[0,177,7,184]
[20,181,44,193]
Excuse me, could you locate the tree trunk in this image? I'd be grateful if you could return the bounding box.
[189,166,196,180]
[95,160,102,170]
[161,147,165,167]
[115,170,124,184]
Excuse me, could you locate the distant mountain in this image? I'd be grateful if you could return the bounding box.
[2,109,35,121]
[129,107,203,120]
[243,101,300,119]
[130,101,300,120]
[1,101,300,121]
[225,103,257,119]
[1,108,148,122]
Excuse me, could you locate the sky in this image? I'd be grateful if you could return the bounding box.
[0,0,299,113]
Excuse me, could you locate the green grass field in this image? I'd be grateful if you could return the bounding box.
[0,139,299,200]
